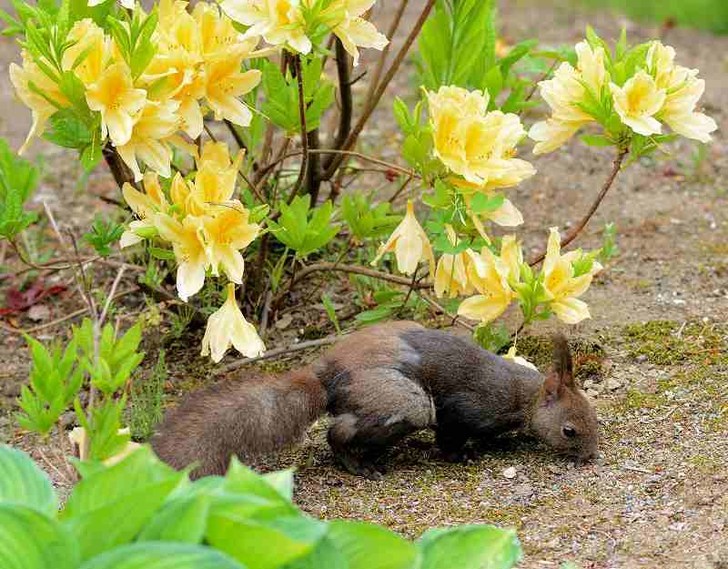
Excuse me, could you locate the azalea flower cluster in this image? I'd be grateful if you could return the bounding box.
[220,0,389,65]
[10,0,261,180]
[529,39,717,154]
[373,202,602,326]
[427,86,536,230]
[120,142,265,361]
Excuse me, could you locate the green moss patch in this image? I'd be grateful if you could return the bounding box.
[622,320,727,365]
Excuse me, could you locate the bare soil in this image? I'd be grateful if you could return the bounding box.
[1,1,727,568]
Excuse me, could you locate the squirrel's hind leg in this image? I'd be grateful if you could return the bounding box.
[326,367,435,479]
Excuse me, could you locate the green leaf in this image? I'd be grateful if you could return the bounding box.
[78,542,246,569]
[469,193,505,214]
[61,446,185,560]
[0,504,79,569]
[0,445,57,516]
[418,525,522,569]
[206,514,328,569]
[580,134,614,147]
[327,520,417,569]
[137,493,211,544]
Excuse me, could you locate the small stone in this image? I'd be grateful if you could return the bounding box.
[502,466,517,479]
[586,388,600,398]
[583,379,595,389]
[636,354,648,363]
[28,304,50,322]
[275,314,293,329]
[513,484,534,499]
[605,378,623,391]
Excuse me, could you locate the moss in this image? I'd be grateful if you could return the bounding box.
[622,320,727,365]
[622,388,661,411]
[516,335,606,381]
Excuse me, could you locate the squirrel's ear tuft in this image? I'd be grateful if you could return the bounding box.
[542,371,562,406]
[551,334,575,389]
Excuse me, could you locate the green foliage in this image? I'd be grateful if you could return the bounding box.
[0,137,39,240]
[473,322,511,354]
[83,215,124,257]
[74,397,130,462]
[416,0,539,113]
[260,57,335,134]
[106,8,158,80]
[576,0,728,35]
[355,288,426,325]
[74,319,144,395]
[340,192,400,242]
[129,349,166,441]
[418,0,498,90]
[0,445,57,516]
[16,336,84,435]
[267,195,339,258]
[598,222,619,263]
[321,293,341,334]
[0,445,523,569]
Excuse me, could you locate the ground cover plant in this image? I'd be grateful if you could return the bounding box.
[0,0,721,566]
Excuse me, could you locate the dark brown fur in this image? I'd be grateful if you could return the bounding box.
[152,322,598,478]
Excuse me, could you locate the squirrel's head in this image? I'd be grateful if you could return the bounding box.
[529,336,599,461]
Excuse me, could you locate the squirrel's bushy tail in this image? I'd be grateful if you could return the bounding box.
[151,366,326,477]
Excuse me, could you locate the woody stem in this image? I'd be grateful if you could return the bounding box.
[528,147,628,266]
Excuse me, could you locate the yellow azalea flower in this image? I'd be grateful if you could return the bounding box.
[62,19,108,87]
[155,213,209,301]
[186,141,244,215]
[86,63,147,146]
[201,283,266,362]
[116,100,180,181]
[541,227,602,325]
[194,2,253,60]
[9,52,69,154]
[372,200,435,277]
[529,41,607,154]
[610,71,666,136]
[502,346,538,371]
[646,41,717,143]
[428,86,535,188]
[120,173,170,248]
[204,52,262,127]
[327,0,388,66]
[202,204,261,284]
[221,0,312,54]
[458,247,514,323]
[499,235,523,285]
[434,226,474,299]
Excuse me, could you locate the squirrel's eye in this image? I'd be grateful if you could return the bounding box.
[562,425,577,438]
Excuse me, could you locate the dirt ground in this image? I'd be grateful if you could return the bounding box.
[1,1,727,568]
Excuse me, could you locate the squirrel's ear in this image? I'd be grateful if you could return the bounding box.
[551,334,575,389]
[542,371,563,406]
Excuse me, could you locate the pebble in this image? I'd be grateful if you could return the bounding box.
[605,378,623,391]
[636,354,648,363]
[513,484,534,499]
[502,466,517,479]
[587,388,600,398]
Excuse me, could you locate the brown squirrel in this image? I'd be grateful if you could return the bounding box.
[152,321,599,479]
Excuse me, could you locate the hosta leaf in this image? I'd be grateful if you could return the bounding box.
[418,525,521,569]
[0,445,57,516]
[0,504,79,569]
[78,542,245,569]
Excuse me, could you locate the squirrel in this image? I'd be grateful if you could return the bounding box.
[152,321,599,479]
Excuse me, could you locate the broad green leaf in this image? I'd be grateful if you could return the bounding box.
[418,525,521,569]
[78,542,246,569]
[206,515,328,569]
[327,520,417,569]
[0,445,56,516]
[137,493,211,544]
[0,504,79,569]
[61,446,185,560]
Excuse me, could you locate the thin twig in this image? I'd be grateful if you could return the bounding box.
[521,59,559,111]
[528,148,628,266]
[99,265,126,327]
[291,261,431,289]
[214,335,338,375]
[321,0,436,181]
[323,38,353,172]
[364,0,410,103]
[224,119,249,154]
[0,289,137,336]
[419,294,475,332]
[388,174,414,203]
